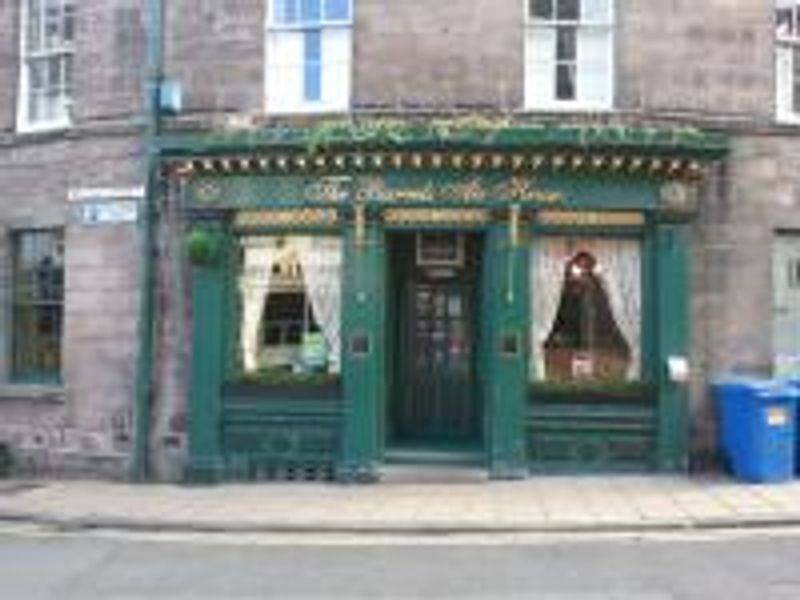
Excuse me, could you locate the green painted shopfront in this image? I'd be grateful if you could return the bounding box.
[162,123,726,482]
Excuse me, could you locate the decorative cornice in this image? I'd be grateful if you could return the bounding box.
[167,151,708,182]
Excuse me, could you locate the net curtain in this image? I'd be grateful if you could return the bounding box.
[239,236,343,374]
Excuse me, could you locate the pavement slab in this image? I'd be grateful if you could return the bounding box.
[1,475,800,535]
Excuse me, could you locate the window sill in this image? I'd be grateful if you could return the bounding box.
[15,119,72,136]
[522,103,614,113]
[0,384,65,404]
[264,104,350,116]
[776,114,800,127]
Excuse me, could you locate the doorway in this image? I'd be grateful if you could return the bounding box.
[387,232,482,451]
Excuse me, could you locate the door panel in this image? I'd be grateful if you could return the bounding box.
[391,234,480,445]
[773,234,800,377]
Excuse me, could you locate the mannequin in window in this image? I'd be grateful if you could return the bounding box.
[543,251,630,381]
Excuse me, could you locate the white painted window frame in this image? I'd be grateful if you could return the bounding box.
[16,0,75,134]
[523,0,615,112]
[264,0,353,115]
[776,1,800,124]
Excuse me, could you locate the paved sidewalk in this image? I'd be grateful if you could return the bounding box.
[1,474,800,535]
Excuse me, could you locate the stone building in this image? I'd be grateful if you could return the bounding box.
[0,1,798,481]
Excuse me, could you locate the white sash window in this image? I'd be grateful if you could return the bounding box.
[525,0,614,111]
[17,0,75,132]
[266,0,352,114]
[776,1,800,123]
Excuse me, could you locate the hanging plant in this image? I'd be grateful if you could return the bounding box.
[185,226,222,267]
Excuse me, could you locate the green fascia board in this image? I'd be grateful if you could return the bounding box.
[158,122,728,160]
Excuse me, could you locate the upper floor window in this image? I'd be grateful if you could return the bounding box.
[776,1,800,123]
[265,0,352,114]
[525,0,613,111]
[17,0,76,132]
[11,229,64,382]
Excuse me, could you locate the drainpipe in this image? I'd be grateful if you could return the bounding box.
[132,0,163,481]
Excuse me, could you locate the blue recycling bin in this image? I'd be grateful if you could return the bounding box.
[781,378,800,474]
[713,379,798,483]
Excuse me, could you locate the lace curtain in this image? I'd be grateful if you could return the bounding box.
[239,238,280,372]
[588,238,641,380]
[296,236,343,374]
[530,238,575,378]
[531,236,642,381]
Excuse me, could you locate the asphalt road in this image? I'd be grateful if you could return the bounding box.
[2,527,800,599]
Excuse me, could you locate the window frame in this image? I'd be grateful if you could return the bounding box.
[264,0,354,114]
[776,2,800,124]
[16,0,76,134]
[523,0,616,112]
[10,228,65,384]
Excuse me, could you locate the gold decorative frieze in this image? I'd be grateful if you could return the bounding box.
[234,209,339,229]
[383,208,489,225]
[538,210,645,227]
[172,150,710,183]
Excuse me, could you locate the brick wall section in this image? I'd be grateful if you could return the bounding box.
[165,0,264,116]
[0,135,142,476]
[689,134,800,464]
[353,0,523,111]
[63,222,138,464]
[0,0,19,133]
[73,0,146,122]
[617,0,774,119]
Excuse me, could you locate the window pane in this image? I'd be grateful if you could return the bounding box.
[238,236,343,382]
[582,0,610,23]
[274,0,298,24]
[556,63,576,99]
[530,238,641,384]
[557,0,580,21]
[556,26,576,61]
[44,0,61,48]
[27,0,42,52]
[794,46,800,113]
[530,0,553,20]
[63,2,76,42]
[324,0,349,21]
[303,29,322,102]
[525,27,556,106]
[300,0,321,22]
[577,27,611,105]
[12,230,64,380]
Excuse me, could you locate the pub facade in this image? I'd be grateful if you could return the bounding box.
[162,124,725,481]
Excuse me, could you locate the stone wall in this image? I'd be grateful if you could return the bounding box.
[690,133,800,465]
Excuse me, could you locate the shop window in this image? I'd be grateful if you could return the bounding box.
[776,1,800,122]
[531,237,641,383]
[238,236,342,384]
[525,0,614,110]
[11,229,64,381]
[265,0,352,113]
[17,0,76,132]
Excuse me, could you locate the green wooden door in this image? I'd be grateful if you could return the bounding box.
[391,234,480,446]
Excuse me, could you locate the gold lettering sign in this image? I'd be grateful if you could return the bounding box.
[354,176,562,205]
[538,211,644,227]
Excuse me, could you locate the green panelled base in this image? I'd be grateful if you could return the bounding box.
[220,399,342,481]
[527,403,656,473]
